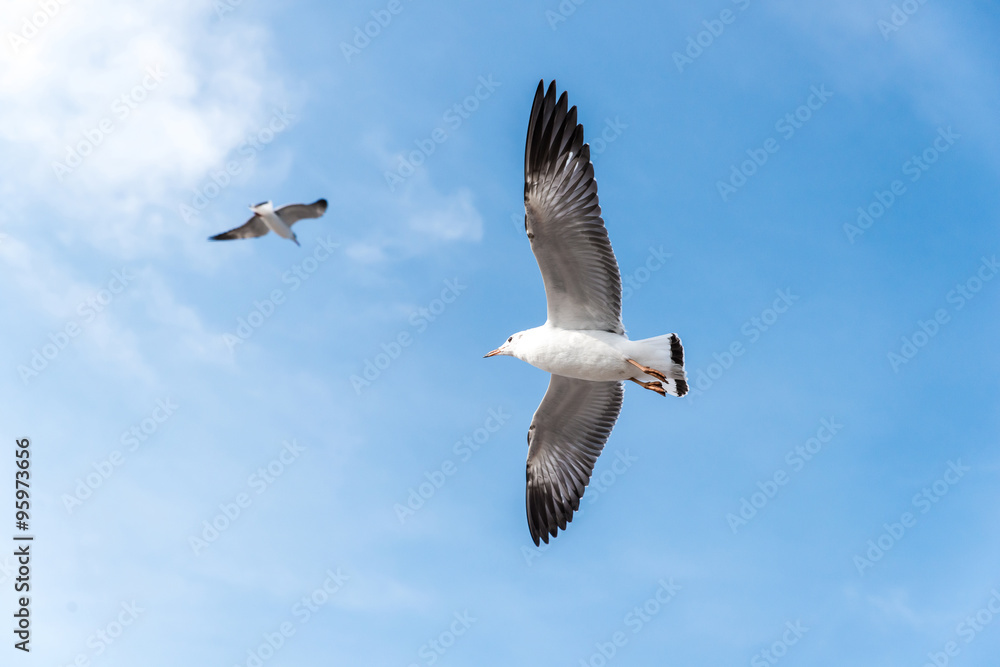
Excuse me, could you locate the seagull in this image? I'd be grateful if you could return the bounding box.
[485,81,689,546]
[208,199,328,246]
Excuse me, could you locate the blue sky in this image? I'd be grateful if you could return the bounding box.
[1,0,999,664]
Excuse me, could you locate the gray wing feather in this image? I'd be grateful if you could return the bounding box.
[524,80,624,334]
[526,375,624,545]
[276,199,328,226]
[208,216,268,241]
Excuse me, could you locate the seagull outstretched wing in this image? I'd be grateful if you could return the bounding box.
[526,375,624,545]
[524,80,624,334]
[275,199,328,226]
[209,216,268,241]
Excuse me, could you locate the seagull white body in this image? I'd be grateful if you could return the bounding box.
[252,201,296,243]
[486,80,689,546]
[498,326,674,384]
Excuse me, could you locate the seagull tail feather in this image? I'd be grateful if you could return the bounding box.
[632,333,688,397]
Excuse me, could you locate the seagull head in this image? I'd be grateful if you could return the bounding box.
[484,332,525,359]
[250,200,274,215]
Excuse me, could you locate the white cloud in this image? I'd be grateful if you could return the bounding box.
[405,183,483,243]
[0,238,158,386]
[0,0,295,387]
[0,0,291,255]
[337,133,486,264]
[339,172,485,262]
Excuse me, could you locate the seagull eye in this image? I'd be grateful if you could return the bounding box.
[507,337,513,343]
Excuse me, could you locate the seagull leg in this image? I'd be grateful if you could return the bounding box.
[626,358,668,383]
[629,377,666,397]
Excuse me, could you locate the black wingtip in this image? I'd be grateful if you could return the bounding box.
[526,79,588,183]
[531,526,552,546]
[670,334,684,366]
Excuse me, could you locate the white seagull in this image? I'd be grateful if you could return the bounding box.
[485,81,689,546]
[209,199,328,246]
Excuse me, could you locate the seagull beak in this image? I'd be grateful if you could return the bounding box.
[483,348,502,358]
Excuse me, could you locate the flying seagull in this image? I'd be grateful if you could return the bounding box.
[208,199,328,246]
[485,81,689,546]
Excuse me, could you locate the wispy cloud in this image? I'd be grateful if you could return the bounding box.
[0,0,292,255]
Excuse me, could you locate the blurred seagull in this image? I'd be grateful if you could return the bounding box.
[208,199,328,246]
[485,81,689,546]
